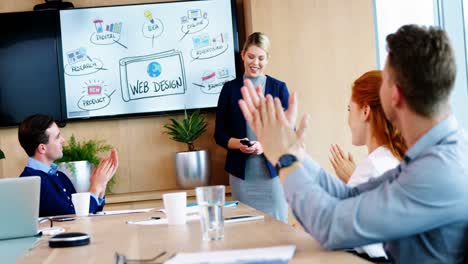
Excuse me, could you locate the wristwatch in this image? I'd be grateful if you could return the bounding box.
[275,154,298,174]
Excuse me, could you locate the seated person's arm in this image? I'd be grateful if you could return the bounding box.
[89,194,105,213]
[297,154,395,199]
[282,156,455,250]
[300,155,357,199]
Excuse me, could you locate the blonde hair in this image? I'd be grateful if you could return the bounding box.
[242,32,270,57]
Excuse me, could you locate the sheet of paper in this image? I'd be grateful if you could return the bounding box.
[159,206,198,215]
[93,208,154,216]
[165,245,296,264]
[186,201,239,208]
[159,201,238,215]
[127,214,200,225]
[127,214,264,225]
[356,243,388,259]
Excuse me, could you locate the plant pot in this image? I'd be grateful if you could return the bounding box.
[58,161,93,193]
[175,150,210,189]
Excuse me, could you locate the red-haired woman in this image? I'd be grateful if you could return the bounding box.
[329,70,407,259]
[330,70,407,187]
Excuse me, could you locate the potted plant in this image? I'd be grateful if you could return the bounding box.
[163,110,210,188]
[56,135,116,193]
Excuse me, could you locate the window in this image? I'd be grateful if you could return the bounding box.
[373,0,437,68]
[373,0,468,130]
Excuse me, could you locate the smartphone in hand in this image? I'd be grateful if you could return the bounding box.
[240,139,253,147]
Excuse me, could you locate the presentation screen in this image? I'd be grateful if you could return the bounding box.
[59,0,238,119]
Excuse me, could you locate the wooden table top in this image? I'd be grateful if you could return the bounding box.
[15,202,368,263]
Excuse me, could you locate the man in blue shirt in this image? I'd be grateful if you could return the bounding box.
[18,114,118,217]
[238,25,468,263]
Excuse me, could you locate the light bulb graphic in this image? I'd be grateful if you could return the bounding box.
[144,10,154,24]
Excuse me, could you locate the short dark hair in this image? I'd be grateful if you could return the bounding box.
[18,114,55,157]
[386,24,456,117]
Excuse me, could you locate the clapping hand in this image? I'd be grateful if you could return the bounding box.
[284,91,298,129]
[245,81,299,128]
[90,148,119,197]
[238,79,309,165]
[329,144,355,183]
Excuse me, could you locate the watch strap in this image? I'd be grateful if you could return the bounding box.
[275,154,298,174]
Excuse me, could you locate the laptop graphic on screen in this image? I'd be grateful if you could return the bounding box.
[0,177,40,240]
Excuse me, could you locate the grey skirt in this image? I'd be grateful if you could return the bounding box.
[229,173,288,223]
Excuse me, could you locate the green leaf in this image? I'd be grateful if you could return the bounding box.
[0,149,5,160]
[163,110,208,151]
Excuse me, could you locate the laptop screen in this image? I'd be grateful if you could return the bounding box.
[0,176,40,240]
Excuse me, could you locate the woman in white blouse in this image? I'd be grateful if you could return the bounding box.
[329,70,407,186]
[329,70,407,259]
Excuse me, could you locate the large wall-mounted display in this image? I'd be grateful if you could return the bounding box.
[59,0,239,119]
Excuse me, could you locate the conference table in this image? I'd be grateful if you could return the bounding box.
[15,202,368,263]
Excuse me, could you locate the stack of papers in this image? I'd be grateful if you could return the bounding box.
[165,245,296,264]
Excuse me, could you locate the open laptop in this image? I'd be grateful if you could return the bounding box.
[0,176,40,240]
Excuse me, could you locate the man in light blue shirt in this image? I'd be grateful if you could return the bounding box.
[238,25,468,263]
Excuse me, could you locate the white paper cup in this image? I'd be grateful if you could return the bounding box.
[71,192,90,216]
[162,192,187,225]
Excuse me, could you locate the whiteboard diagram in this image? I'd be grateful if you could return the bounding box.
[59,0,237,119]
[119,50,186,102]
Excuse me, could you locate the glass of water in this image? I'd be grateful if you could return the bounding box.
[195,185,225,241]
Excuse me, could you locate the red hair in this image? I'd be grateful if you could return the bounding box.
[351,70,407,160]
